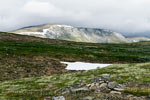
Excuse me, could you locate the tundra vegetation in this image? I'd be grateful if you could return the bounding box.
[0,32,150,100]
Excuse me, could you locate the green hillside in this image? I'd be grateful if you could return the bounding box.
[0,32,150,64]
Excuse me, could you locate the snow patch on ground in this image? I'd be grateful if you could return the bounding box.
[61,62,112,70]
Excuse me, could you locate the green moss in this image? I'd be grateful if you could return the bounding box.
[124,88,150,96]
[140,64,150,69]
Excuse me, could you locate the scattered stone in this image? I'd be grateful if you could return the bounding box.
[59,74,147,100]
[95,83,100,88]
[72,81,83,88]
[99,83,110,93]
[107,82,118,89]
[110,91,121,95]
[90,83,96,88]
[80,97,100,100]
[113,88,124,91]
[44,97,51,100]
[92,77,100,83]
[52,96,65,100]
[86,84,91,87]
[71,87,89,93]
[80,96,95,100]
[127,95,134,98]
[99,80,104,84]
[87,75,125,94]
[65,86,73,93]
[101,74,110,81]
[99,83,107,88]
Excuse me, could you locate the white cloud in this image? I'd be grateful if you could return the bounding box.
[22,0,61,17]
[0,0,150,36]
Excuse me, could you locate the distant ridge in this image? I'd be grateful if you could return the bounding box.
[10,24,150,43]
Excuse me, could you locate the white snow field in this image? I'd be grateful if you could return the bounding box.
[61,62,112,70]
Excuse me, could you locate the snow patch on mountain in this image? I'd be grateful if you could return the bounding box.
[56,24,73,28]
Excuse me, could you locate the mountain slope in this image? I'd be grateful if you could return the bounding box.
[127,37,150,42]
[10,24,129,43]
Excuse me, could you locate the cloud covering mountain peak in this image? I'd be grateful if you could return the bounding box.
[1,0,150,36]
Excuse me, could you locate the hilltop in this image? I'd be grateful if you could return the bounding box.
[10,24,150,44]
[10,24,129,43]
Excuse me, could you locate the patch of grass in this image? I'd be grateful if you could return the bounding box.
[140,64,150,69]
[124,88,150,96]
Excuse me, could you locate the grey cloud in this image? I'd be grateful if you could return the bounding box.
[0,0,150,36]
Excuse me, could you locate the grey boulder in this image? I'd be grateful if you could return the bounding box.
[52,96,65,100]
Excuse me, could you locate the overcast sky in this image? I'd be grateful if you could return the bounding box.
[0,0,150,36]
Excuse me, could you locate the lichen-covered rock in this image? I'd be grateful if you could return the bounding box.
[99,83,110,93]
[59,75,149,100]
[108,82,118,89]
[80,96,95,100]
[80,97,101,100]
[52,96,65,100]
[101,74,110,81]
[113,88,124,91]
[110,91,121,95]
[70,87,89,93]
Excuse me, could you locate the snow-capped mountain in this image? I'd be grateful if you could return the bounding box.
[10,24,129,43]
[127,37,150,42]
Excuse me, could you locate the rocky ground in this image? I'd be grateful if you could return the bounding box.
[49,74,150,100]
